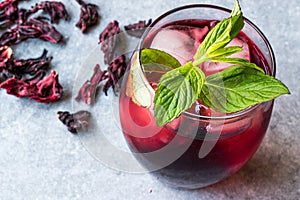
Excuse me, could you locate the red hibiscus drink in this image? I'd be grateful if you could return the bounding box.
[120,5,276,189]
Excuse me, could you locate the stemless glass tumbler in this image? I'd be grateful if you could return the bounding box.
[119,4,275,189]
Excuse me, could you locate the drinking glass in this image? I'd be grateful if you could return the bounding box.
[119,4,275,189]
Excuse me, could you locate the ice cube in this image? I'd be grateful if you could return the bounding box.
[201,38,250,76]
[190,26,209,50]
[150,29,195,65]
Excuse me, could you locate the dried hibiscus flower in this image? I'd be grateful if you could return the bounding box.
[76,55,127,104]
[0,46,63,103]
[75,64,107,104]
[103,55,126,95]
[98,20,120,64]
[1,48,52,81]
[0,77,36,97]
[0,17,63,46]
[0,70,63,103]
[30,70,63,103]
[35,1,69,24]
[18,1,69,24]
[10,49,52,77]
[124,19,152,38]
[0,0,69,46]
[75,0,99,33]
[0,0,19,28]
[57,110,91,134]
[75,81,98,104]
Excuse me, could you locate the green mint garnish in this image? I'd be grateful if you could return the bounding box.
[150,0,290,126]
[141,48,181,70]
[199,66,290,113]
[205,46,242,58]
[154,62,205,126]
[209,57,264,72]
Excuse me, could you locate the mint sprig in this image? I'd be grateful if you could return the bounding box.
[137,0,290,126]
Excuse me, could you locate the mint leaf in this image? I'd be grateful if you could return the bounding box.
[141,48,181,70]
[193,46,243,65]
[154,62,205,126]
[199,66,290,113]
[207,46,242,59]
[193,1,244,62]
[210,57,264,73]
[230,0,242,17]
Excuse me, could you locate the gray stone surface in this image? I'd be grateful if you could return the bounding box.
[0,0,299,199]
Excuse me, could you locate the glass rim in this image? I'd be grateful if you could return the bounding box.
[137,4,276,120]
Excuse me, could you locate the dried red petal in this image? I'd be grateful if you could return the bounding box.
[124,19,152,38]
[38,1,69,23]
[75,64,107,104]
[98,20,120,64]
[103,55,127,95]
[0,27,19,46]
[1,0,68,43]
[109,54,127,79]
[31,70,63,103]
[57,111,76,133]
[0,17,63,46]
[102,78,113,96]
[17,1,69,25]
[75,0,99,33]
[11,49,52,76]
[75,80,96,104]
[57,110,91,134]
[0,48,52,82]
[0,48,61,102]
[90,64,106,85]
[0,70,63,103]
[0,0,17,9]
[0,0,19,28]
[0,77,36,97]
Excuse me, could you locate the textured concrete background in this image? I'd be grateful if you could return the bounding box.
[0,0,299,199]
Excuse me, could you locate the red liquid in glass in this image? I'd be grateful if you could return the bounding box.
[120,20,273,188]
